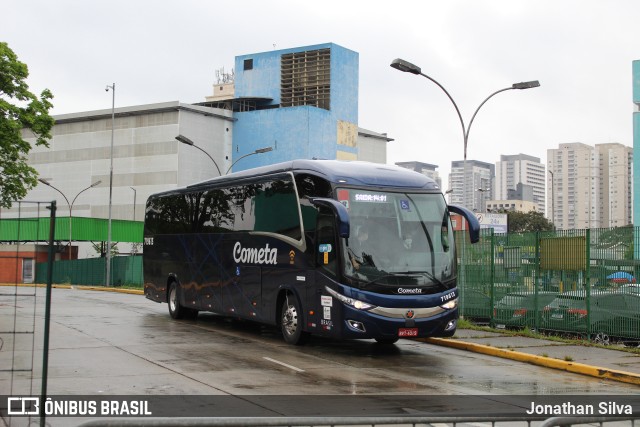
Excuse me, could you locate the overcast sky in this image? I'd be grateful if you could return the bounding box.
[5,0,639,184]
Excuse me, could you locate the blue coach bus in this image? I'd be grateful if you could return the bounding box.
[143,159,479,345]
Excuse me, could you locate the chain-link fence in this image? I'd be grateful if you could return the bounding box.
[0,200,57,427]
[458,226,640,345]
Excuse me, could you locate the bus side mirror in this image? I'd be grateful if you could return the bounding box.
[448,204,480,244]
[309,197,350,238]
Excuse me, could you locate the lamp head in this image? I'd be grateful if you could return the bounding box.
[390,58,421,75]
[254,147,273,154]
[175,135,194,146]
[512,80,540,90]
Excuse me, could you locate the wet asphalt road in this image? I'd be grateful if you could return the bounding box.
[2,286,638,425]
[4,287,638,395]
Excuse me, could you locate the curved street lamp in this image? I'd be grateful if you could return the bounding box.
[38,179,102,260]
[176,135,222,176]
[390,58,539,209]
[391,58,539,163]
[391,58,539,319]
[225,146,273,175]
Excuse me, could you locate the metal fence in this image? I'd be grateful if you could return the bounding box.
[34,255,142,286]
[0,200,57,427]
[458,226,640,345]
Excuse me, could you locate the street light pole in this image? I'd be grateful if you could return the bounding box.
[391,58,539,320]
[38,179,71,259]
[130,187,136,221]
[39,179,101,260]
[105,83,115,286]
[390,58,539,209]
[176,135,222,176]
[225,146,273,175]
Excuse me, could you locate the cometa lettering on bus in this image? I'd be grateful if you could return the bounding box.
[233,242,278,265]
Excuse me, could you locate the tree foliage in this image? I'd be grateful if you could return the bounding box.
[507,210,554,233]
[0,42,54,208]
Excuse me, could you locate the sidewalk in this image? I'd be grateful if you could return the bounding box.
[422,328,640,386]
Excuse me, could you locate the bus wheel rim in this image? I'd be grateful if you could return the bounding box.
[169,287,177,312]
[283,304,298,336]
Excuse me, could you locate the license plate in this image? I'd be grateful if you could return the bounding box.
[398,328,418,337]
[551,313,564,319]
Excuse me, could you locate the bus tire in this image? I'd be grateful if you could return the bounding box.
[280,294,307,345]
[168,281,198,320]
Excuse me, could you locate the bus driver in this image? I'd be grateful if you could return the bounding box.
[348,223,373,270]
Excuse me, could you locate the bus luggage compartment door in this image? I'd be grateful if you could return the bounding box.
[225,265,262,320]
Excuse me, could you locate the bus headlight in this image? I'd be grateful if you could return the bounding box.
[440,298,458,310]
[325,286,376,311]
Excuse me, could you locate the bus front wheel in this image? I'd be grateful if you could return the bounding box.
[280,294,307,345]
[168,281,197,320]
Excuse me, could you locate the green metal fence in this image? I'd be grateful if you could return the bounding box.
[458,226,640,345]
[34,255,143,286]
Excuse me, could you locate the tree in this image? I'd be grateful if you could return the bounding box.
[0,42,54,208]
[507,210,554,233]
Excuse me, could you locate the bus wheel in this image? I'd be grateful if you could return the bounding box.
[281,294,307,345]
[168,281,197,320]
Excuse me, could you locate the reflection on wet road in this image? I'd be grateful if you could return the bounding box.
[5,288,631,398]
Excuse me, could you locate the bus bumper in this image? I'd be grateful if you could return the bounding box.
[339,305,458,340]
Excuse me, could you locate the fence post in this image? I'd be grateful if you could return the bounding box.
[40,201,56,427]
[534,231,541,331]
[489,228,495,327]
[585,228,591,341]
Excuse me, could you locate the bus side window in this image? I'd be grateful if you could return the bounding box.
[316,210,337,277]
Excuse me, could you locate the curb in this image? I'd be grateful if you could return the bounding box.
[420,337,640,386]
[0,283,144,295]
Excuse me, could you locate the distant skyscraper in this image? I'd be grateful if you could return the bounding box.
[495,154,545,213]
[632,60,640,258]
[547,142,632,230]
[449,160,495,212]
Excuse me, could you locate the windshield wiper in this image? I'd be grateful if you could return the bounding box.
[399,270,444,286]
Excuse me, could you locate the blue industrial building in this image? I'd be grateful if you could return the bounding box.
[230,43,362,171]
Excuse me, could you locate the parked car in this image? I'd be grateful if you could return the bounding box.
[459,288,491,323]
[493,291,558,330]
[617,283,640,294]
[540,290,640,346]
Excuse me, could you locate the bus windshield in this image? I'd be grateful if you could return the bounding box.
[339,188,455,289]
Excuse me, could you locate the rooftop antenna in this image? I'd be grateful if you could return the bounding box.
[215,67,235,84]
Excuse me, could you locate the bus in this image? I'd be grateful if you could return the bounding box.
[143,159,480,345]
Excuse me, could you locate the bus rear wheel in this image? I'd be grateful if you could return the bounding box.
[280,294,307,345]
[168,281,198,320]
